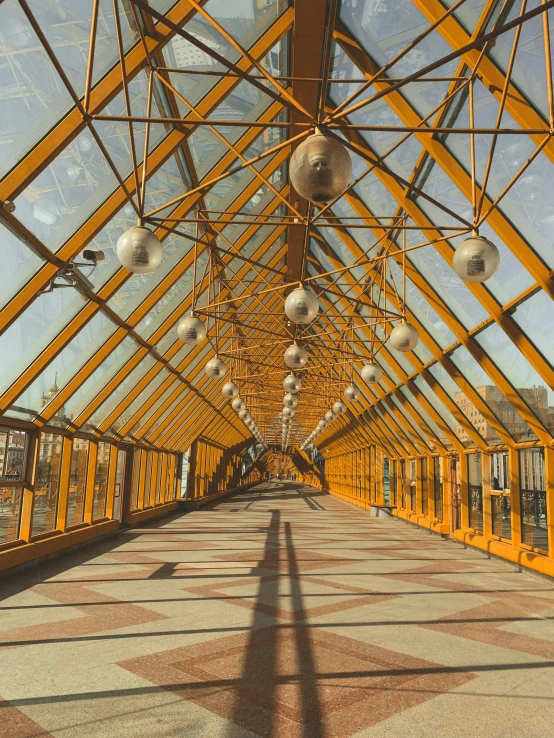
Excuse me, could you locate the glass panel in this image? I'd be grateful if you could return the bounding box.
[519,447,548,552]
[468,452,483,532]
[155,453,164,504]
[475,322,553,434]
[449,344,532,443]
[0,288,86,401]
[491,450,511,540]
[92,442,111,520]
[0,487,23,544]
[67,439,89,528]
[11,311,119,421]
[84,355,157,430]
[33,432,62,535]
[113,449,126,522]
[144,452,154,507]
[0,428,28,482]
[0,222,44,312]
[433,457,443,521]
[129,449,142,512]
[0,0,73,177]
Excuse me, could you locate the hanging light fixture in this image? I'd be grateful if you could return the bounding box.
[116,226,163,274]
[453,233,500,283]
[333,400,346,415]
[361,363,382,384]
[283,393,299,409]
[283,407,296,419]
[231,397,245,412]
[343,385,360,402]
[283,374,302,393]
[289,130,352,202]
[389,321,419,352]
[221,381,239,398]
[177,313,206,345]
[205,356,227,378]
[284,343,308,369]
[284,286,319,324]
[325,410,336,423]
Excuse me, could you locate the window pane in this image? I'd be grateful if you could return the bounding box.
[33,432,62,535]
[0,487,23,544]
[0,429,28,482]
[67,439,89,528]
[92,442,111,520]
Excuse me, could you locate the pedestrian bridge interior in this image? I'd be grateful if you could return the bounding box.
[1,0,554,735]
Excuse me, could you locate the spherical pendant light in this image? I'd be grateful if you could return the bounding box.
[116,226,162,274]
[389,321,419,352]
[238,409,250,421]
[283,374,302,393]
[453,234,500,283]
[333,401,346,415]
[325,410,336,423]
[284,343,308,369]
[283,393,298,409]
[343,385,360,402]
[177,313,206,345]
[205,356,227,378]
[289,131,352,203]
[231,397,245,412]
[361,362,382,384]
[222,381,239,398]
[282,407,296,419]
[284,287,319,324]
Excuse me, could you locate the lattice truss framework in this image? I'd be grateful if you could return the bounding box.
[0,0,553,458]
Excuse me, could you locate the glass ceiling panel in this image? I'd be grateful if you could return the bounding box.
[389,393,434,451]
[339,0,456,117]
[412,374,470,447]
[475,321,554,433]
[427,360,502,446]
[0,220,44,312]
[84,354,157,431]
[486,0,549,118]
[57,335,138,426]
[0,286,86,398]
[449,344,530,443]
[399,384,455,451]
[8,310,118,422]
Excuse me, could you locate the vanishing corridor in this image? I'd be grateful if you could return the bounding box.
[1,483,554,738]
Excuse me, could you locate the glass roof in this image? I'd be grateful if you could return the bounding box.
[0,0,553,457]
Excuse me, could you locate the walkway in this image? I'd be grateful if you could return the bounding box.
[1,483,554,738]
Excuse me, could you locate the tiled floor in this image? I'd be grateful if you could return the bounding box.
[1,482,554,738]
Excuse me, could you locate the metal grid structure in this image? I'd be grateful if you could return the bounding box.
[0,0,553,564]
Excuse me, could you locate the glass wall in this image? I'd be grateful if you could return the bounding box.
[0,487,23,544]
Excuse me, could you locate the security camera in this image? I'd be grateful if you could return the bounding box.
[82,249,105,264]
